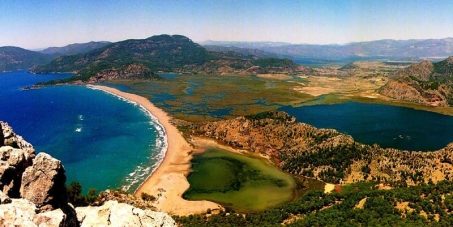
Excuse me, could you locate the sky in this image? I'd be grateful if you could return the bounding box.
[1,0,453,49]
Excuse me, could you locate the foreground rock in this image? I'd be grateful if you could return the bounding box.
[0,121,177,226]
[20,153,68,212]
[0,198,77,227]
[0,122,35,197]
[76,200,176,227]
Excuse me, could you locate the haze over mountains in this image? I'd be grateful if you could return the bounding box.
[0,42,111,72]
[2,36,453,73]
[202,38,453,59]
[0,46,53,72]
[40,41,111,56]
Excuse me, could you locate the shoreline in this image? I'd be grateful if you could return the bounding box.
[89,85,221,215]
[87,85,169,193]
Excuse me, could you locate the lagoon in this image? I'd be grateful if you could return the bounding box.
[183,148,296,212]
[280,102,453,151]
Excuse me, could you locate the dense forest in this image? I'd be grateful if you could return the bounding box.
[175,180,453,226]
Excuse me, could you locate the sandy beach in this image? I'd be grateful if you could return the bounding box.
[90,85,221,215]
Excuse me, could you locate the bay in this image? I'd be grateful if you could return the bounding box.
[0,71,166,193]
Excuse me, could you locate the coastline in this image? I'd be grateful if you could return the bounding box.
[89,85,221,215]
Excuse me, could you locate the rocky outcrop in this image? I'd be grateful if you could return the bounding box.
[20,152,68,212]
[388,60,434,80]
[0,198,77,227]
[76,200,176,227]
[0,122,35,197]
[1,121,35,154]
[93,189,156,210]
[378,76,451,107]
[379,56,453,106]
[88,63,161,82]
[0,190,12,204]
[0,121,177,227]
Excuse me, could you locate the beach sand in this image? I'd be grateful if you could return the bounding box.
[90,85,221,215]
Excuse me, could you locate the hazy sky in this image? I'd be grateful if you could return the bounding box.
[1,0,453,49]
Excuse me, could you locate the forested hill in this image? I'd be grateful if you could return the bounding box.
[187,111,453,186]
[0,46,53,72]
[379,56,453,106]
[31,34,310,84]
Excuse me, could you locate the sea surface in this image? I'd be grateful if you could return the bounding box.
[0,71,166,193]
[280,102,453,151]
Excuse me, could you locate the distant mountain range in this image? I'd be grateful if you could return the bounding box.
[199,40,292,48]
[0,42,112,72]
[203,38,453,59]
[32,35,308,84]
[2,36,453,75]
[40,41,111,56]
[203,45,281,59]
[0,46,53,72]
[379,56,453,106]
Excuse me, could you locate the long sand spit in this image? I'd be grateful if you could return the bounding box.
[90,85,221,215]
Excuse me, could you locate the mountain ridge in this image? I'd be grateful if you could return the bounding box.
[204,38,453,59]
[0,46,53,72]
[40,41,111,56]
[379,56,453,106]
[31,34,308,84]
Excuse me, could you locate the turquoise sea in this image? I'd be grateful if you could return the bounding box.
[0,71,166,193]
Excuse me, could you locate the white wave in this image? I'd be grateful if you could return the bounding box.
[86,86,169,193]
[75,127,82,132]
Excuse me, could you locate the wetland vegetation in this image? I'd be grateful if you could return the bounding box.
[102,73,313,121]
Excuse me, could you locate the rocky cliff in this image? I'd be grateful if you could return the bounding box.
[379,56,453,106]
[0,121,176,227]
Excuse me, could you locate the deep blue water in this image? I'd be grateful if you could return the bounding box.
[280,102,453,151]
[0,71,166,193]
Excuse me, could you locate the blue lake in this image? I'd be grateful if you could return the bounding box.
[0,71,166,193]
[280,102,453,151]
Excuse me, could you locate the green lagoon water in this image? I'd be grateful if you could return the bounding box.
[183,148,296,212]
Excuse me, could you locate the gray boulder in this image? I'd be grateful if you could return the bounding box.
[76,200,176,227]
[20,153,68,212]
[0,198,77,227]
[0,122,35,197]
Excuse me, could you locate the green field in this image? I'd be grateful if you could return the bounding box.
[183,148,296,212]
